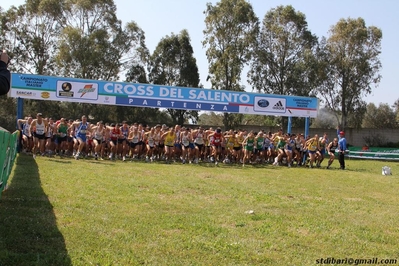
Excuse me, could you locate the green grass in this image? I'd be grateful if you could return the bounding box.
[1,155,399,265]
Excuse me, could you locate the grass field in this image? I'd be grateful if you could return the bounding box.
[0,154,399,266]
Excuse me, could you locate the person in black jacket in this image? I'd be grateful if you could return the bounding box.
[0,50,11,96]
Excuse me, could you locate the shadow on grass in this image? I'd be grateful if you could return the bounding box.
[0,154,72,266]
[193,161,282,170]
[47,158,72,164]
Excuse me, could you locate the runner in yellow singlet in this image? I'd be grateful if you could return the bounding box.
[305,134,320,168]
[161,127,176,163]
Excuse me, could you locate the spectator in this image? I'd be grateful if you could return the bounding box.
[0,50,11,96]
[337,129,347,170]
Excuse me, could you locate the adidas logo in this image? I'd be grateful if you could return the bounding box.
[273,101,284,110]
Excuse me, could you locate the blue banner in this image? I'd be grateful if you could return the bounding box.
[10,73,319,117]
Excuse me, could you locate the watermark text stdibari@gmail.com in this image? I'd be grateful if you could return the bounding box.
[316,257,397,265]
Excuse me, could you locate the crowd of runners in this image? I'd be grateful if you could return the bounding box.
[17,113,346,168]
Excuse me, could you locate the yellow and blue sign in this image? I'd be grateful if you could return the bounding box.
[10,73,319,117]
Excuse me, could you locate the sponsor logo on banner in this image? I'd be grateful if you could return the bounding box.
[59,82,74,97]
[16,91,35,97]
[78,84,96,98]
[56,81,98,100]
[41,92,50,99]
[253,97,286,113]
[273,101,284,110]
[257,99,269,108]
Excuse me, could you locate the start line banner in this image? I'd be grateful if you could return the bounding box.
[10,73,319,117]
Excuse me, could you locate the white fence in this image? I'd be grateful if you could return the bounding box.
[347,150,399,161]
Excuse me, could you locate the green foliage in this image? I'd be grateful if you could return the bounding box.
[1,155,399,265]
[362,134,388,147]
[203,0,259,91]
[0,0,153,125]
[149,30,200,125]
[249,5,319,98]
[203,0,258,128]
[0,96,17,131]
[310,108,338,129]
[394,99,399,124]
[362,103,398,129]
[55,0,147,81]
[124,65,172,124]
[198,112,224,127]
[317,18,382,130]
[222,113,244,130]
[0,1,388,131]
[125,65,148,84]
[1,4,59,75]
[241,114,276,127]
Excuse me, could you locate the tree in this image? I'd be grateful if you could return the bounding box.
[248,5,318,129]
[198,112,224,127]
[249,5,318,95]
[317,18,382,130]
[1,0,152,124]
[122,64,169,124]
[126,65,148,84]
[393,98,399,124]
[203,0,259,128]
[148,30,200,125]
[54,0,149,121]
[241,115,276,127]
[1,1,60,75]
[55,0,147,81]
[0,1,63,127]
[362,103,397,129]
[308,108,336,129]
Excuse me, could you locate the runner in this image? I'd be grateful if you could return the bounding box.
[267,131,276,164]
[208,127,224,165]
[45,117,56,156]
[174,125,182,161]
[204,127,214,162]
[106,123,122,160]
[17,116,33,153]
[66,119,75,156]
[188,128,196,162]
[293,134,303,166]
[326,138,339,169]
[143,126,157,162]
[305,134,320,168]
[56,118,69,157]
[192,127,205,163]
[233,130,245,164]
[224,129,236,163]
[69,115,90,160]
[273,133,287,166]
[91,121,106,160]
[284,134,296,167]
[119,121,130,161]
[161,126,177,163]
[127,126,142,160]
[263,133,272,163]
[137,123,146,159]
[317,133,329,167]
[242,131,255,166]
[30,113,49,158]
[179,127,192,164]
[153,124,162,160]
[254,131,265,163]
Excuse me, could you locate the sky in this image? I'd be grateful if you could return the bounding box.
[2,0,399,106]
